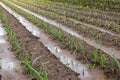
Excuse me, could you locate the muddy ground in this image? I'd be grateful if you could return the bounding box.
[0,6,80,80]
[1,0,119,78]
[1,1,120,80]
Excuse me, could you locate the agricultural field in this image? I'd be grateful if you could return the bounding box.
[0,0,120,80]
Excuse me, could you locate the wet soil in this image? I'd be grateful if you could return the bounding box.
[0,6,80,80]
[0,1,119,80]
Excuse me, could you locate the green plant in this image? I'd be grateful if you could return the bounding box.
[22,61,43,80]
[92,47,98,63]
[100,54,106,69]
[39,64,48,80]
[80,40,85,56]
[110,53,115,71]
[0,12,20,53]
[69,36,75,49]
[73,41,79,55]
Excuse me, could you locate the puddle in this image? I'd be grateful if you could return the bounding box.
[5,1,120,60]
[0,2,107,80]
[0,23,6,36]
[0,39,7,44]
[0,58,16,70]
[0,21,27,80]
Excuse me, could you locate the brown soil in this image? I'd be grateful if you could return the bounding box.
[0,6,80,80]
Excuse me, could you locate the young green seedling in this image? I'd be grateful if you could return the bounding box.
[80,40,85,56]
[92,47,98,63]
[110,53,115,72]
[100,54,106,69]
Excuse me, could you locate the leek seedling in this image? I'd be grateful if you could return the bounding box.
[110,53,115,72]
[100,54,106,69]
[25,52,30,62]
[93,47,98,63]
[80,40,85,56]
[73,42,79,55]
[22,61,42,80]
[69,36,75,50]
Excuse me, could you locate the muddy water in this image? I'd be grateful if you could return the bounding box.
[0,2,107,80]
[5,1,120,59]
[0,21,27,80]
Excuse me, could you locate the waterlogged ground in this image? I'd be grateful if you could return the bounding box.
[0,21,27,80]
[0,0,120,80]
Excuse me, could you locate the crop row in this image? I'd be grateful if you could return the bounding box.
[0,9,48,80]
